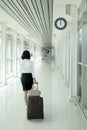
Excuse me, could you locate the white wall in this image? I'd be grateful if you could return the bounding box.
[53,4,78,98]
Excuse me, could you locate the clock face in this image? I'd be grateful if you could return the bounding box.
[54,17,67,30]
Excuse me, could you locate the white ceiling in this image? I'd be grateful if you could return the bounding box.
[54,0,82,7]
[0,0,82,48]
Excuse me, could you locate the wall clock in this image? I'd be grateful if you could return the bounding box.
[54,17,67,30]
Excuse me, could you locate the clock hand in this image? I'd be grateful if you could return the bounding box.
[60,20,62,26]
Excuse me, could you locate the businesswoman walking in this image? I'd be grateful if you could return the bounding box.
[20,50,36,106]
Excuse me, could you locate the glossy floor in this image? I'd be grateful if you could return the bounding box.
[0,60,87,130]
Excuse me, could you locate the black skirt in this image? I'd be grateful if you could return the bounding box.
[21,73,33,91]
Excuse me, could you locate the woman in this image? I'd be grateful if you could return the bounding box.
[20,50,36,106]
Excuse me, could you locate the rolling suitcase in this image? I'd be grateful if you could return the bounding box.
[27,96,44,120]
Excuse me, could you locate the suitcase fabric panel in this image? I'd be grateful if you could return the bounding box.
[27,96,44,119]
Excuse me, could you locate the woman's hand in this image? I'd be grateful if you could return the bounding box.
[33,78,38,84]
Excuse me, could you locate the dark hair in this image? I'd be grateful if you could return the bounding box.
[21,50,30,59]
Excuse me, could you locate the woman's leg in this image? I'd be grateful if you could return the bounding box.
[24,91,28,106]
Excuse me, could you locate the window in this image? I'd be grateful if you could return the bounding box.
[0,25,2,82]
[5,27,14,78]
[77,28,82,101]
[78,28,82,62]
[0,36,1,81]
[23,38,30,50]
[16,34,21,73]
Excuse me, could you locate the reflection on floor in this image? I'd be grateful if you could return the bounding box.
[0,60,87,130]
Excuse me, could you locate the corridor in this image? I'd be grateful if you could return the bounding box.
[0,59,87,130]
